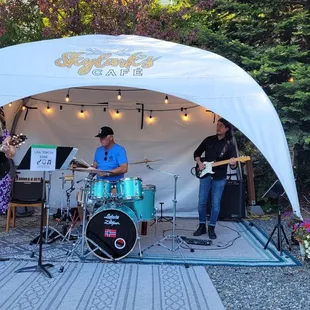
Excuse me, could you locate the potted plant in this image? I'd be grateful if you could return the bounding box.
[293,220,310,259]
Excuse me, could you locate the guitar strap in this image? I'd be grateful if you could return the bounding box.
[218,139,231,159]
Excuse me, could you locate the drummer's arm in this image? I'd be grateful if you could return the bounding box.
[92,161,98,169]
[109,163,128,175]
[98,163,128,177]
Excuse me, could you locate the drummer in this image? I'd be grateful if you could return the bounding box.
[76,126,128,224]
[91,126,128,180]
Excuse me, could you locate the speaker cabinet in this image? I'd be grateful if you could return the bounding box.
[207,180,245,220]
[12,179,43,202]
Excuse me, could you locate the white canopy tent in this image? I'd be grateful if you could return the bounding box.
[0,34,300,217]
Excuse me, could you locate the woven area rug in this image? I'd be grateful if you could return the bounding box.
[0,260,224,310]
[0,216,299,267]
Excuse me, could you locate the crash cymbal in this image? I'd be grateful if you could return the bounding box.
[129,158,162,165]
[70,167,114,174]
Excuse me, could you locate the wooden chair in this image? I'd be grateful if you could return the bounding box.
[6,178,46,232]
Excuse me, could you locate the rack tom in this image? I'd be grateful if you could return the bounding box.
[117,177,143,201]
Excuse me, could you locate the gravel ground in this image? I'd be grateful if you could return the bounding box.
[206,216,309,310]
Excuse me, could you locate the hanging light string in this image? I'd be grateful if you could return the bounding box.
[29,96,202,112]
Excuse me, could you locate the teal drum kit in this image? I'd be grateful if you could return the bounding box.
[68,159,160,263]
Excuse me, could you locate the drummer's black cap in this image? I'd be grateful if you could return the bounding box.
[95,126,114,138]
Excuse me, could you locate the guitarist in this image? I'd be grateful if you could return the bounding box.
[0,107,16,215]
[193,118,237,239]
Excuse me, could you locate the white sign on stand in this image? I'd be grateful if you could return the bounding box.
[30,144,57,171]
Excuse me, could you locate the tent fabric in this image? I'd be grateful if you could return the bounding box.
[0,34,300,216]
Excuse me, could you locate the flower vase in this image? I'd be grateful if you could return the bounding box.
[299,243,306,260]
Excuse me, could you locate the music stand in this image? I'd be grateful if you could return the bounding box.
[24,146,78,244]
[262,180,291,256]
[15,145,77,278]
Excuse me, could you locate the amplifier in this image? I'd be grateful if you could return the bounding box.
[207,179,245,220]
[12,178,43,202]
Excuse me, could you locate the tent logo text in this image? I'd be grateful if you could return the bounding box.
[55,51,161,76]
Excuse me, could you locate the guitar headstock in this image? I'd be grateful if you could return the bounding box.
[238,156,251,163]
[10,134,27,147]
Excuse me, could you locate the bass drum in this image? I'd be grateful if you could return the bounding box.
[85,203,138,261]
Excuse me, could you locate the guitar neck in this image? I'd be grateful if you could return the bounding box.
[212,157,245,168]
[212,159,232,167]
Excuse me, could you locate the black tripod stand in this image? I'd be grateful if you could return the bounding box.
[262,180,291,256]
[150,202,173,227]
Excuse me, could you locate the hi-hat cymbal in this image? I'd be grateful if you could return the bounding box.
[129,158,162,165]
[70,167,114,174]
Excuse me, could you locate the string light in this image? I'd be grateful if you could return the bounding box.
[288,77,294,83]
[60,105,63,110]
[164,95,169,104]
[46,102,50,110]
[149,110,153,120]
[184,108,188,119]
[117,90,122,100]
[65,89,70,102]
[103,107,106,112]
[9,102,12,107]
[22,105,26,111]
[116,109,119,114]
[80,105,84,114]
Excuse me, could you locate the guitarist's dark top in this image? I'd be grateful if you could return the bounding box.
[193,135,237,179]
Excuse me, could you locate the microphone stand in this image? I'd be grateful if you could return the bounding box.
[142,164,194,268]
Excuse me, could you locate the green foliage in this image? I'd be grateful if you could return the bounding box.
[0,0,44,47]
[1,0,310,194]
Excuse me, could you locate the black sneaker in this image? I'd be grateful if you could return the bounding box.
[208,225,217,239]
[53,208,62,220]
[193,224,207,236]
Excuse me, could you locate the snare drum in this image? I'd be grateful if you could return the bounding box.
[85,203,138,261]
[117,177,143,201]
[126,184,156,221]
[90,180,112,200]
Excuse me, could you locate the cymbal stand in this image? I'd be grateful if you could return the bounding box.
[60,179,87,243]
[35,175,75,246]
[59,172,68,216]
[142,164,194,268]
[59,178,113,272]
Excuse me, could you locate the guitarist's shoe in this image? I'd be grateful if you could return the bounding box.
[208,225,217,239]
[193,224,207,236]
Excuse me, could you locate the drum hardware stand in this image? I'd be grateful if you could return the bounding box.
[150,202,173,226]
[30,174,77,248]
[60,173,66,215]
[59,178,94,272]
[142,165,194,268]
[59,180,90,243]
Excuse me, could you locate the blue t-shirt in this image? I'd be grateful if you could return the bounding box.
[94,143,128,181]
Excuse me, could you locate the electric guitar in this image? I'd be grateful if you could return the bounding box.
[0,133,27,152]
[195,156,251,178]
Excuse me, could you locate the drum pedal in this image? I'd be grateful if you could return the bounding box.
[180,236,212,246]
